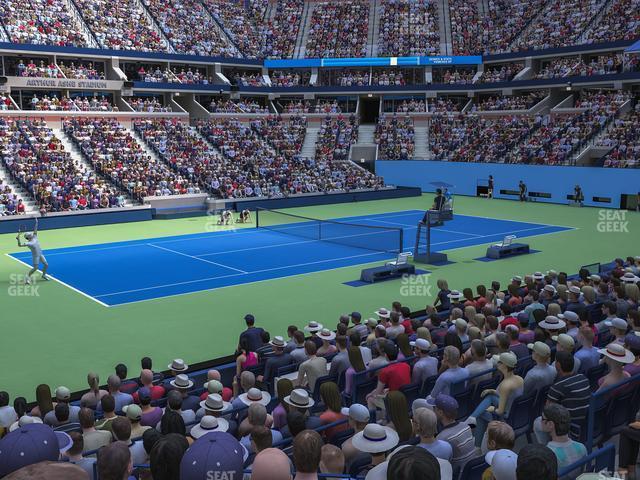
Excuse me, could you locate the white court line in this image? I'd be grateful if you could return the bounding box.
[366,217,484,238]
[147,243,248,274]
[95,250,383,299]
[99,224,579,307]
[4,253,110,308]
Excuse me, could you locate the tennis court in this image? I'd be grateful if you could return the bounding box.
[8,209,572,307]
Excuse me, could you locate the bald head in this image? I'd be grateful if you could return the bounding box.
[251,448,292,480]
[140,369,153,386]
[207,369,221,382]
[248,403,267,427]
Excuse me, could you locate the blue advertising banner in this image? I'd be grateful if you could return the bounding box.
[264,56,483,69]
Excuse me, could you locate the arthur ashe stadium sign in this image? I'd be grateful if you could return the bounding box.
[9,77,123,90]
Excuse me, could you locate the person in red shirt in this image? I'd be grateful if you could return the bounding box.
[400,306,414,335]
[132,369,165,403]
[366,342,411,411]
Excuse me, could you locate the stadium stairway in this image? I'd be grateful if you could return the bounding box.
[133,0,177,53]
[413,122,430,160]
[294,1,315,59]
[301,127,320,158]
[357,124,376,144]
[577,0,614,43]
[61,0,101,49]
[52,126,136,207]
[367,0,381,57]
[438,0,453,55]
[0,162,36,214]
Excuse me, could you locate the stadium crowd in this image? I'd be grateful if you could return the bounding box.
[204,0,268,59]
[0,0,87,47]
[598,103,640,168]
[270,70,312,88]
[377,0,440,57]
[375,114,415,160]
[471,93,545,112]
[73,0,168,52]
[305,1,369,58]
[64,118,196,200]
[477,64,524,84]
[207,98,269,114]
[127,97,172,113]
[262,0,303,59]
[1,257,639,479]
[0,118,123,212]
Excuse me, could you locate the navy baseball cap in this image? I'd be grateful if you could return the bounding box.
[244,314,255,323]
[0,424,60,477]
[351,312,362,320]
[138,387,151,403]
[434,394,459,417]
[180,432,245,480]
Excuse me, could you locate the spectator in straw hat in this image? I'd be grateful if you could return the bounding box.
[280,389,321,438]
[169,374,199,412]
[597,343,635,394]
[317,328,337,357]
[258,336,293,387]
[190,415,229,439]
[163,359,189,392]
[351,423,400,472]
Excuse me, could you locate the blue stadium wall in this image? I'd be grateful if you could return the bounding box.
[376,161,640,208]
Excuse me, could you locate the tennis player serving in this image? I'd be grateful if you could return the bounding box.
[16,218,49,284]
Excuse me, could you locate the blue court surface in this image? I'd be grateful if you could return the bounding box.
[8,210,573,307]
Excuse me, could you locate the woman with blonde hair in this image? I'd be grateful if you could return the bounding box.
[472,313,486,333]
[556,284,568,305]
[463,305,477,324]
[396,334,413,360]
[625,283,639,305]
[80,372,107,408]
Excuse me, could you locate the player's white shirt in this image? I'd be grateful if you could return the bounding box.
[26,235,43,258]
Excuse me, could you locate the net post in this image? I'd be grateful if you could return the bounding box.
[255,208,260,229]
[398,228,403,254]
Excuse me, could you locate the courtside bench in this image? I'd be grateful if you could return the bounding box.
[360,264,416,283]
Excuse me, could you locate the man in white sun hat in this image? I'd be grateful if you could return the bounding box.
[340,404,370,464]
[538,315,566,332]
[351,423,399,470]
[190,415,229,439]
[559,311,580,340]
[280,389,322,437]
[163,359,189,393]
[597,343,635,392]
[565,285,584,312]
[258,336,293,387]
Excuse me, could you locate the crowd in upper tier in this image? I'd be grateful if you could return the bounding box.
[0,0,638,57]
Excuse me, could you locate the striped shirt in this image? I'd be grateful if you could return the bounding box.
[437,421,476,470]
[547,439,587,476]
[547,374,591,421]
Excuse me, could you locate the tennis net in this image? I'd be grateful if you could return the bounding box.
[255,208,403,254]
